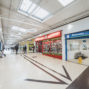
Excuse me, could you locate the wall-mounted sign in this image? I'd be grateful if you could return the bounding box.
[65,30,89,39]
[47,31,61,39]
[35,31,61,41]
[35,36,45,41]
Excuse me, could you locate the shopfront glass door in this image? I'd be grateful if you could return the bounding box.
[67,38,89,65]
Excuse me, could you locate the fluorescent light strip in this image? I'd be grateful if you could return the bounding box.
[58,0,74,6]
[11,26,37,33]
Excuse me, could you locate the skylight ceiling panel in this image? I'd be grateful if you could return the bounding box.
[32,7,50,20]
[28,3,37,14]
[39,0,62,13]
[20,0,32,12]
[58,0,75,6]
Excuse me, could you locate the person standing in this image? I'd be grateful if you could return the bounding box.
[33,46,35,53]
[23,45,27,54]
[15,45,18,54]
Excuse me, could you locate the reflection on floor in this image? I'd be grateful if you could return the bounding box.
[0,53,87,89]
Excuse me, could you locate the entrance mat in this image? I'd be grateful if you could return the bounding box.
[66,67,89,89]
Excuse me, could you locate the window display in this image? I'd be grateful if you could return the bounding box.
[43,41,51,53]
[35,31,62,59]
[43,37,62,56]
[29,44,34,52]
[68,42,80,51]
[36,41,42,52]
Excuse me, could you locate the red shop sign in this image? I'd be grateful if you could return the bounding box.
[35,36,45,41]
[47,31,61,39]
[35,31,61,41]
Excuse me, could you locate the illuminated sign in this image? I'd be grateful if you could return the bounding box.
[35,31,61,41]
[35,36,45,41]
[47,31,61,39]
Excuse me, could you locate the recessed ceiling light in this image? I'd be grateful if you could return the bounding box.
[11,26,37,33]
[58,0,74,6]
[11,26,27,33]
[68,24,73,30]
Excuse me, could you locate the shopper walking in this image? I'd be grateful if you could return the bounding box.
[15,45,18,54]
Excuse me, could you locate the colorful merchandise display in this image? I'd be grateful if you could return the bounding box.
[35,31,62,59]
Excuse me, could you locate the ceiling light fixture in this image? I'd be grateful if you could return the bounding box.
[11,26,27,33]
[11,26,37,33]
[68,24,73,30]
[58,0,74,6]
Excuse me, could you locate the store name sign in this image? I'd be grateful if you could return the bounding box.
[47,31,61,39]
[35,36,45,41]
[35,31,61,41]
[66,30,89,39]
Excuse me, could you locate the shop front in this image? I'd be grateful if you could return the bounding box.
[65,30,89,65]
[35,36,45,53]
[35,31,62,59]
[29,39,35,53]
[19,39,35,53]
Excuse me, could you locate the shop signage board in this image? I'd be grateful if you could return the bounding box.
[47,31,61,39]
[65,30,89,39]
[35,31,61,41]
[35,36,45,41]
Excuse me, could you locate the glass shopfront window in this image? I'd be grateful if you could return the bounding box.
[43,37,62,56]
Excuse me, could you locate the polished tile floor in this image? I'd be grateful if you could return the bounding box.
[0,52,87,89]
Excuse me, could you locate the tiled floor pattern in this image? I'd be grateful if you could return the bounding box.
[0,53,87,89]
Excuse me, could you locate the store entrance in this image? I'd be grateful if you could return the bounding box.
[36,41,42,53]
[67,38,89,65]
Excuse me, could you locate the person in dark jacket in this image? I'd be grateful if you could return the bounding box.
[23,45,27,54]
[15,45,18,54]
